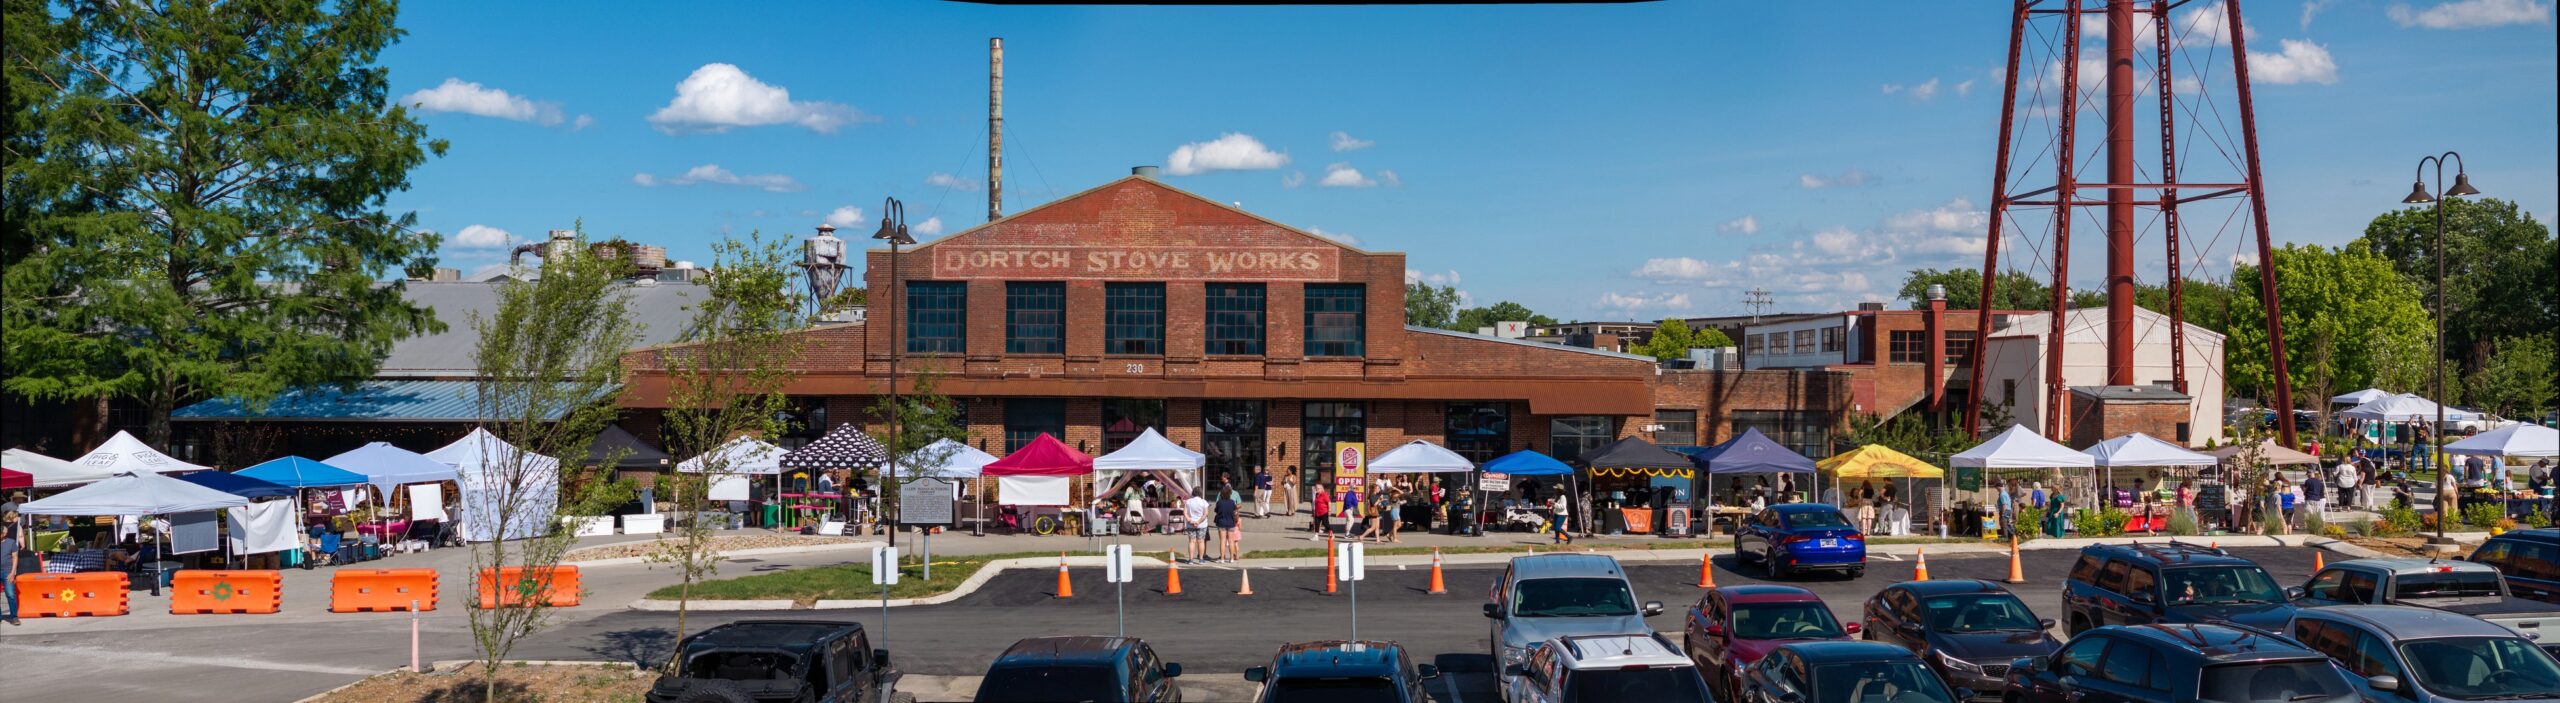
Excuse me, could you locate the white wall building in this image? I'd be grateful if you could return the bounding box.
[1980,307,2228,446]
[1742,314,1861,369]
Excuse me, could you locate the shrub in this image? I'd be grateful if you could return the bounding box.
[2322,524,2349,540]
[2076,508,2131,537]
[2261,510,2286,535]
[2376,507,2421,537]
[2014,505,2046,540]
[2463,502,2506,529]
[2420,512,2441,531]
[2531,509,2554,529]
[2168,508,2200,537]
[2302,509,2327,537]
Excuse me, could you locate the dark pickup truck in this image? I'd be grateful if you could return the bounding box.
[648,620,906,703]
[2295,557,2560,656]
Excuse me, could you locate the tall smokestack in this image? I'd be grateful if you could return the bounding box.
[989,37,1003,223]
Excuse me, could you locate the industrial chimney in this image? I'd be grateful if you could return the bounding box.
[989,38,1003,222]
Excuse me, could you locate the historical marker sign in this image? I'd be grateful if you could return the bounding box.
[899,478,955,525]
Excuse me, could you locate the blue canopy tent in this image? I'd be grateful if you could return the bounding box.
[1692,428,1817,535]
[175,470,296,499]
[1481,450,1579,536]
[236,456,369,488]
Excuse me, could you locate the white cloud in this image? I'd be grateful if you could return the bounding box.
[1329,131,1374,151]
[1632,257,1733,282]
[1881,84,1902,95]
[913,217,945,237]
[1955,79,1978,97]
[1719,215,1760,235]
[2301,0,2338,29]
[401,78,567,126]
[1164,133,1288,175]
[1809,227,1864,256]
[1799,169,1874,189]
[2250,39,2340,84]
[450,224,514,248]
[1908,78,1942,101]
[1281,171,1306,188]
[2083,2,2257,45]
[2390,0,2552,27]
[926,172,979,191]
[1405,269,1461,286]
[633,164,805,193]
[1597,291,1693,312]
[570,114,594,131]
[646,63,868,134]
[824,207,865,228]
[1307,227,1359,246]
[1319,163,1377,188]
[1378,169,1402,188]
[1884,198,1988,233]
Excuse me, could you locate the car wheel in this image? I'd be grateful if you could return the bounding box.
[1734,538,1752,563]
[1767,549,1790,579]
[1848,567,1865,580]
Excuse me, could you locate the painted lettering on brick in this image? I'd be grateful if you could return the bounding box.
[930,245,1339,280]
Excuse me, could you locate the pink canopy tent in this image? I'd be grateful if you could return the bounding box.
[1,467,29,491]
[984,434,1092,507]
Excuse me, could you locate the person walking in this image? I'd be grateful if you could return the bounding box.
[1214,490,1241,563]
[1252,467,1273,519]
[1309,485,1333,541]
[2,511,21,626]
[1181,491,1212,564]
[1547,492,1572,545]
[1381,488,1406,544]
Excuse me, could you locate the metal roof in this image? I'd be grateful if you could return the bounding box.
[379,280,706,378]
[1405,325,1658,362]
[171,380,599,422]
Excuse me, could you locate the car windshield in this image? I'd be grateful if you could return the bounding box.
[2165,566,2287,605]
[1562,667,1707,702]
[1512,577,1638,617]
[1269,676,1402,703]
[1810,662,1957,703]
[1731,603,1847,640]
[2399,637,2560,700]
[977,666,1121,703]
[1922,594,2044,633]
[1782,510,1852,529]
[2394,571,2504,599]
[2196,660,2356,703]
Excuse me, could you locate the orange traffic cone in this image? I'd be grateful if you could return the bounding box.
[2313,551,2326,571]
[1696,552,1718,589]
[1236,567,1255,597]
[1324,535,1340,596]
[1914,548,1931,581]
[1055,551,1074,599]
[1165,551,1185,596]
[1427,549,1448,595]
[2005,534,2027,584]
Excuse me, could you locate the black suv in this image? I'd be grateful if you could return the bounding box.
[2470,528,2560,604]
[648,620,902,703]
[2060,542,2297,636]
[976,636,1184,703]
[2003,623,2361,703]
[1242,640,1439,703]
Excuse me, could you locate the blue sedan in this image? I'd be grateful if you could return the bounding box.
[1736,503,1866,579]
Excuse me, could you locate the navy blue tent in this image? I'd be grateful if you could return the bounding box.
[176,470,297,499]
[1697,428,1816,475]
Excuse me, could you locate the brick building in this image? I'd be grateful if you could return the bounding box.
[1739,295,2033,425]
[617,171,1866,501]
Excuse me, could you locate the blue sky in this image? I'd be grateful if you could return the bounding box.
[384,0,2556,320]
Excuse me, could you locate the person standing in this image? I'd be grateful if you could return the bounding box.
[1381,488,1405,544]
[1995,479,2015,539]
[1252,466,1273,519]
[2337,458,2362,511]
[2,511,21,625]
[2304,470,2327,518]
[1311,482,1333,540]
[1214,490,1241,563]
[1181,491,1212,564]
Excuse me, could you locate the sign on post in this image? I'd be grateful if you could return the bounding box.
[1105,544,1134,583]
[1478,472,1511,492]
[871,547,900,586]
[1335,542,1365,582]
[899,478,956,525]
[1334,442,1367,490]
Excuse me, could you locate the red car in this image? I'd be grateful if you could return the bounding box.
[1684,584,1859,703]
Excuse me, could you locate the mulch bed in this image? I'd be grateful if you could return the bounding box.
[311,663,652,703]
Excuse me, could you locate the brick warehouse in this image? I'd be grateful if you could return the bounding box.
[617,170,1857,502]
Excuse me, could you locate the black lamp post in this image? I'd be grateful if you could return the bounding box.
[873,197,916,549]
[2401,152,2480,551]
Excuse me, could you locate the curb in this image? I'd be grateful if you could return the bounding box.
[636,555,1166,611]
[569,539,885,567]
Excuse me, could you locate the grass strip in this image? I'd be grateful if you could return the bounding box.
[1241,536,1970,560]
[651,550,1098,604]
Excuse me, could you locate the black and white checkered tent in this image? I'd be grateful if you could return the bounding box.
[779,423,889,470]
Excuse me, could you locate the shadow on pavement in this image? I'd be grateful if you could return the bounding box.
[583,626,675,667]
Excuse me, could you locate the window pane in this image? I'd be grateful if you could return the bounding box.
[1301,401,1366,494]
[1889,330,1927,364]
[1550,416,1614,464]
[905,281,967,354]
[1655,409,1698,446]
[1303,284,1367,357]
[1206,283,1267,355]
[1945,331,1977,365]
[1005,398,1067,453]
[1102,399,1165,453]
[1105,283,1165,355]
[1446,402,1512,462]
[1203,400,1267,495]
[1730,410,1832,457]
[1820,327,1843,353]
[1005,282,1065,354]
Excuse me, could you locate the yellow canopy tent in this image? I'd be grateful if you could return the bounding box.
[1816,445,1945,479]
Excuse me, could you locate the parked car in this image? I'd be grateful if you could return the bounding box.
[2003,623,2361,703]
[1502,633,1709,703]
[1484,553,1665,689]
[2294,556,2560,656]
[1242,640,1437,703]
[2442,408,2523,434]
[646,619,903,703]
[1685,584,1859,703]
[2472,529,2560,604]
[2286,604,2560,703]
[1733,502,1867,579]
[1860,579,2060,698]
[2061,542,2297,635]
[975,636,1182,703]
[1734,641,1971,703]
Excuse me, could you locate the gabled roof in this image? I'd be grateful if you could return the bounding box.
[909,175,1380,256]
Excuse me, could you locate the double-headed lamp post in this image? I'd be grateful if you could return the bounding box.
[2401,152,2481,550]
[873,197,916,552]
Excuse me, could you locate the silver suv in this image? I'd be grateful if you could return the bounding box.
[1483,554,1665,688]
[2285,605,2560,703]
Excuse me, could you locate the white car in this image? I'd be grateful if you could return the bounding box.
[1502,633,1710,703]
[2443,409,2524,434]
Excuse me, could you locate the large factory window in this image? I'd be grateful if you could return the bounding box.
[1303,284,1366,357]
[1203,400,1266,497]
[1005,282,1066,354]
[1549,416,1615,464]
[1654,410,1697,446]
[1101,399,1165,453]
[1005,398,1067,453]
[905,281,966,354]
[1300,401,1366,499]
[1445,402,1511,463]
[1105,283,1165,355]
[1205,283,1266,355]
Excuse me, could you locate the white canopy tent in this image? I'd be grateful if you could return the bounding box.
[327,442,461,494]
[5,448,106,488]
[677,437,786,502]
[2339,393,2478,422]
[893,438,999,479]
[2331,388,2393,406]
[70,430,210,476]
[1091,428,1205,472]
[1366,440,1478,473]
[427,428,562,542]
[2082,433,2218,467]
[1952,425,2096,469]
[18,470,249,516]
[2445,424,2560,458]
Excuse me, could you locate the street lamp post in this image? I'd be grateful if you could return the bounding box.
[2401,152,2481,552]
[874,197,917,553]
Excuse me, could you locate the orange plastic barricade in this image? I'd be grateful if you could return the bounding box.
[329,568,439,612]
[171,570,283,614]
[16,572,130,618]
[476,565,582,608]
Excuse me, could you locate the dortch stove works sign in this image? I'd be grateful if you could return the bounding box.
[931,245,1342,281]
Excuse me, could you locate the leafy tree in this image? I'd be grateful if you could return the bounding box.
[2131,279,2238,338]
[2468,334,2555,418]
[1451,301,1557,332]
[1,0,445,445]
[1896,268,2053,310]
[2227,243,2433,407]
[1404,281,1459,330]
[870,370,964,556]
[2355,198,2558,372]
[1629,318,1737,361]
[462,230,637,702]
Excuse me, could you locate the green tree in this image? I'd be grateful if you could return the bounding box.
[2227,243,2433,407]
[871,370,964,557]
[1629,318,1737,361]
[2468,334,2555,418]
[461,229,638,702]
[2355,198,2558,373]
[1896,268,2053,310]
[2131,279,2239,338]
[2,0,445,445]
[1404,281,1460,330]
[1452,301,1558,332]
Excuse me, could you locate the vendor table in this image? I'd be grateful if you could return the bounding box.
[355,520,413,538]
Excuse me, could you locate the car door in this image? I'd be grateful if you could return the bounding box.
[2039,635,2114,702]
[2121,566,2161,626]
[2094,560,2134,627]
[1864,588,1902,647]
[2090,638,2168,703]
[2299,569,2351,606]
[1881,590,1923,649]
[2340,570,2382,606]
[2066,555,2105,633]
[1736,509,1764,555]
[2343,626,2416,701]
[1691,591,1731,681]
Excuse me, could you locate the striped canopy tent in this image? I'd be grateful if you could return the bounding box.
[779,423,889,471]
